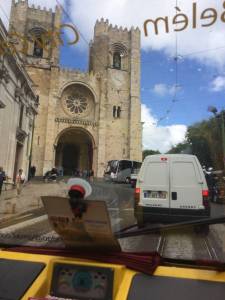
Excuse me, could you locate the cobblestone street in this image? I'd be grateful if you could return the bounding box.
[0,178,225,261]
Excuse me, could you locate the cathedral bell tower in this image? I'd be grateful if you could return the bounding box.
[9,0,61,67]
[89,19,142,162]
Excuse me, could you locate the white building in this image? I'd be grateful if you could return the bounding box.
[0,18,38,181]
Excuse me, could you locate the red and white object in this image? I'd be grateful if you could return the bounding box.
[67,178,92,198]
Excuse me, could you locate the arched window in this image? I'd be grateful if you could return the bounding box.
[33,37,43,58]
[29,28,47,58]
[113,52,121,69]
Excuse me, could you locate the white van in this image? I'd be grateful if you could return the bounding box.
[134,154,210,227]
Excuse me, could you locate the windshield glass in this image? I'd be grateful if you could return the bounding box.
[0,0,225,264]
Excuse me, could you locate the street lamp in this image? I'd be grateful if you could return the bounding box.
[208,106,225,170]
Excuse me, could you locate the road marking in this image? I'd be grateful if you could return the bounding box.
[15,214,33,220]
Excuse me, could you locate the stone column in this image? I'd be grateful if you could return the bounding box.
[43,67,59,173]
[96,75,107,177]
[129,28,142,161]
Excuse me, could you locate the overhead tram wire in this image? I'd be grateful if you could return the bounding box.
[141,45,225,64]
[155,0,181,125]
[138,0,183,127]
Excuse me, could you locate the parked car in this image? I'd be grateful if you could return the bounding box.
[134,154,210,228]
[130,168,141,188]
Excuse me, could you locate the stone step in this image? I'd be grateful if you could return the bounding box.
[1,188,17,200]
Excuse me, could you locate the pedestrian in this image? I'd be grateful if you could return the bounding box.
[89,169,94,182]
[30,165,36,178]
[47,167,58,181]
[58,166,64,176]
[0,166,6,196]
[83,169,87,179]
[32,165,36,177]
[16,169,26,196]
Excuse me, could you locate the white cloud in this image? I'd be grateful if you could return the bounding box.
[141,104,187,153]
[0,1,189,153]
[153,83,181,97]
[66,0,225,68]
[153,84,168,96]
[210,76,225,92]
[1,0,225,68]
[0,0,11,28]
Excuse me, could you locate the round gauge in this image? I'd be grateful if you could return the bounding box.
[72,271,93,292]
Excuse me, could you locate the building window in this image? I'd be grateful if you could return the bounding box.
[113,52,121,69]
[113,106,117,118]
[117,106,121,118]
[113,106,121,118]
[19,104,24,128]
[33,37,43,58]
[111,43,128,70]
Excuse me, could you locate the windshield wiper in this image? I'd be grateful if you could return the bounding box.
[115,215,225,239]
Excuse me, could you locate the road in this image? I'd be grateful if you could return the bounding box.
[0,179,225,261]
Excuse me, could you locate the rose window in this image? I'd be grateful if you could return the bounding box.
[61,84,94,118]
[66,94,88,114]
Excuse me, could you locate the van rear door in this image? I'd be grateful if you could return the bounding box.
[140,158,170,209]
[170,157,203,211]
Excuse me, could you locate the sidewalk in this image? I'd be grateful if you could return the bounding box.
[0,179,67,223]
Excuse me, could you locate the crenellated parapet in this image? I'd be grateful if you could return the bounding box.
[9,0,61,66]
[94,18,140,38]
[13,0,59,14]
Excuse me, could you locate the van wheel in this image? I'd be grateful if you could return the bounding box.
[194,225,209,236]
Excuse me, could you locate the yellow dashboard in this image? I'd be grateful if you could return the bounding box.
[0,250,225,300]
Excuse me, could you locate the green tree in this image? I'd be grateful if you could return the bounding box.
[166,113,224,169]
[143,149,160,160]
[166,142,191,154]
[186,117,222,169]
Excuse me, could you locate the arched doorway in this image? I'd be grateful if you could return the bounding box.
[55,128,93,176]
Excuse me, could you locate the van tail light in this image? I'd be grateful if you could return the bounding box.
[202,190,209,207]
[202,190,209,197]
[135,188,140,205]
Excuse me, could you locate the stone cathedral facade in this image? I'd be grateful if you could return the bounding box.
[9,0,142,177]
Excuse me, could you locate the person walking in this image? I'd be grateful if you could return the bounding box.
[58,166,64,176]
[16,169,26,196]
[0,167,6,196]
[32,166,36,177]
[30,165,36,178]
[89,169,94,182]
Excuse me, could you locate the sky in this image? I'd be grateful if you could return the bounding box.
[0,0,225,153]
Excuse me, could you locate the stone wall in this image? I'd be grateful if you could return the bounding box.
[8,2,142,178]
